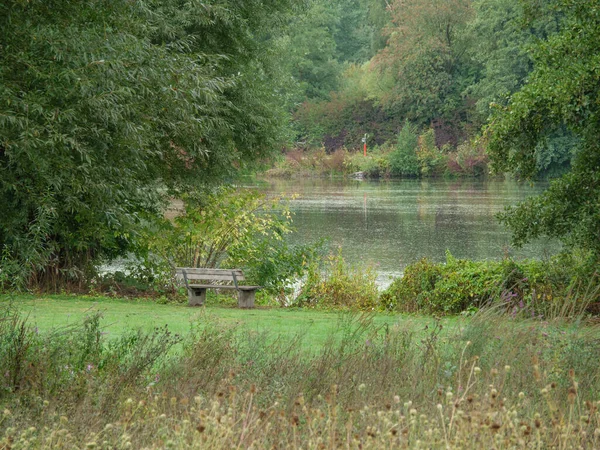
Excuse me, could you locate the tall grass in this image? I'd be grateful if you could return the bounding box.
[1,303,599,448]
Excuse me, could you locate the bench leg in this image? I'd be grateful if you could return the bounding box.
[238,290,256,309]
[188,288,206,306]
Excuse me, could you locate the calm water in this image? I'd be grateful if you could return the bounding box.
[253,178,559,287]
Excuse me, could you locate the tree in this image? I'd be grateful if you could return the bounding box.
[282,0,342,101]
[374,0,475,128]
[487,0,600,256]
[467,0,561,122]
[389,121,420,176]
[0,0,299,288]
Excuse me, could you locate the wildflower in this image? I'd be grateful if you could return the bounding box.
[3,409,11,417]
[358,384,366,392]
[474,367,481,375]
[518,392,525,399]
[504,365,511,372]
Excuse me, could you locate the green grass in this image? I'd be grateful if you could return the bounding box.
[0,293,455,349]
[3,294,600,448]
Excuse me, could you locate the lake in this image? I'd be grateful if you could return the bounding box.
[253,178,559,288]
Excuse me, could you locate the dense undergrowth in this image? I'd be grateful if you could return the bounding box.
[381,251,600,316]
[86,248,600,321]
[264,127,491,180]
[1,303,600,448]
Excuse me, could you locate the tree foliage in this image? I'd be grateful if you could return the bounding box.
[488,0,600,255]
[389,121,419,176]
[0,0,299,288]
[136,187,322,296]
[374,0,475,124]
[467,0,560,122]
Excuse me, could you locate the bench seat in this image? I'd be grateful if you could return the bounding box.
[186,284,260,291]
[175,267,259,308]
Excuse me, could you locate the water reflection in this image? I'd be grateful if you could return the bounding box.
[253,178,559,287]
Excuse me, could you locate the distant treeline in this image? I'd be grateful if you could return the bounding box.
[284,0,578,178]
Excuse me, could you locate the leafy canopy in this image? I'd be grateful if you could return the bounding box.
[487,0,600,256]
[0,0,299,288]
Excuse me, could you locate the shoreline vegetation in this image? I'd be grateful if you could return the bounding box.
[260,143,562,181]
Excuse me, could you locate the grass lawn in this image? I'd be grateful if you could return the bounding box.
[0,293,457,349]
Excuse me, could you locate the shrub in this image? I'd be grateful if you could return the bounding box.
[133,186,321,296]
[388,120,420,177]
[447,139,489,177]
[296,250,379,310]
[265,148,355,178]
[344,146,391,178]
[380,258,443,312]
[416,128,447,176]
[381,252,596,315]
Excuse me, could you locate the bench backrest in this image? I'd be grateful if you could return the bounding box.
[175,268,245,282]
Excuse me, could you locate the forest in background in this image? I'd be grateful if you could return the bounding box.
[282,0,578,179]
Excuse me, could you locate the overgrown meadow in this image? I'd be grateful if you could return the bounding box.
[1,301,600,449]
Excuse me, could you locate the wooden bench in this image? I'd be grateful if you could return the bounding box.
[175,268,259,308]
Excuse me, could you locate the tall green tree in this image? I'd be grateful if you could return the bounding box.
[374,0,476,126]
[0,0,299,288]
[488,0,600,256]
[283,0,342,101]
[467,0,562,122]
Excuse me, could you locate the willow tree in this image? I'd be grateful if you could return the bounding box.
[0,0,299,289]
